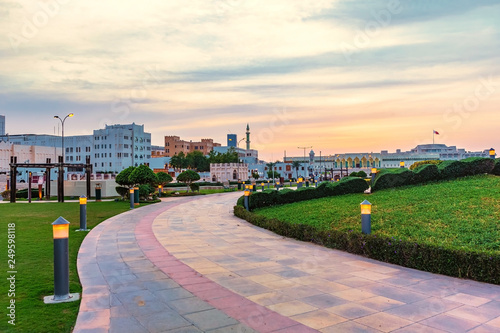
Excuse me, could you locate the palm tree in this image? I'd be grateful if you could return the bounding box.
[292,161,301,180]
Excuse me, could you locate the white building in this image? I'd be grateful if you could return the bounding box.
[0,123,152,174]
[92,123,151,172]
[210,163,248,183]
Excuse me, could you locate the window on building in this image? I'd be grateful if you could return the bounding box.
[124,144,129,148]
[124,153,129,157]
[95,163,97,167]
[66,148,70,153]
[109,162,112,167]
[124,136,129,139]
[102,162,104,167]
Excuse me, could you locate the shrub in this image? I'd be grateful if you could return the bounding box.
[190,183,200,192]
[16,188,44,199]
[243,177,369,210]
[412,164,440,184]
[1,190,10,200]
[460,157,495,175]
[438,160,468,179]
[491,159,500,176]
[138,184,154,200]
[409,160,443,170]
[115,186,129,199]
[372,169,415,191]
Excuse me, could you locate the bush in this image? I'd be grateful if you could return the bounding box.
[409,160,443,170]
[1,190,10,200]
[437,160,468,180]
[491,159,500,176]
[190,183,200,192]
[460,157,495,175]
[16,188,44,199]
[372,169,415,191]
[115,186,129,199]
[242,177,369,210]
[412,164,440,184]
[138,184,154,200]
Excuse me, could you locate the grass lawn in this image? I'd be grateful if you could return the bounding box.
[254,175,500,254]
[0,201,155,333]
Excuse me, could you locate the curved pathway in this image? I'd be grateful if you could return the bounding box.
[75,193,500,332]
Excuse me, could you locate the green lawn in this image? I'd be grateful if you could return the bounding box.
[0,201,154,333]
[254,175,500,254]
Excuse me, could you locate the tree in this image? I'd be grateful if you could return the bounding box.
[267,170,280,179]
[170,152,187,170]
[156,172,173,186]
[292,161,301,179]
[116,166,135,187]
[177,170,200,192]
[186,151,210,172]
[208,147,239,164]
[129,165,158,186]
[252,172,259,180]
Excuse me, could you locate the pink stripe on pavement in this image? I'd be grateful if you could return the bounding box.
[135,199,317,333]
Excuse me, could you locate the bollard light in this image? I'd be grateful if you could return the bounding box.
[267,180,270,189]
[371,168,378,187]
[489,148,496,159]
[134,186,139,206]
[244,190,250,211]
[400,161,405,168]
[276,181,280,191]
[315,180,318,188]
[158,185,163,197]
[129,188,134,209]
[261,182,265,191]
[51,217,70,301]
[79,196,88,231]
[360,200,372,234]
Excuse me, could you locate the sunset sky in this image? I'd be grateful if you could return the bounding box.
[1,0,499,161]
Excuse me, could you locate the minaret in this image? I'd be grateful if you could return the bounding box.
[246,123,250,150]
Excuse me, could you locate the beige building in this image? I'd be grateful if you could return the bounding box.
[210,163,248,183]
[0,141,62,172]
[164,136,221,157]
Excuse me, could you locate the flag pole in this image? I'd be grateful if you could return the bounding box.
[433,130,434,145]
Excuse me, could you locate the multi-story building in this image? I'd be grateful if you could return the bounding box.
[0,123,151,173]
[164,136,221,157]
[0,141,62,174]
[0,115,5,136]
[92,123,151,172]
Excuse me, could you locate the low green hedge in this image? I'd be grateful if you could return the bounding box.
[16,188,44,199]
[373,158,496,191]
[234,206,500,284]
[492,159,500,176]
[239,177,369,210]
[372,168,415,191]
[166,181,223,187]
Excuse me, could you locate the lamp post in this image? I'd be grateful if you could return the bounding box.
[360,200,372,234]
[53,113,74,163]
[489,148,496,159]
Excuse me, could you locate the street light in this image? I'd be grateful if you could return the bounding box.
[53,113,74,163]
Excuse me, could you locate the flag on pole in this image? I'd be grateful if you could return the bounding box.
[433,130,440,135]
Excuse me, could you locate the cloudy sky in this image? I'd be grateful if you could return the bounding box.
[1,0,499,160]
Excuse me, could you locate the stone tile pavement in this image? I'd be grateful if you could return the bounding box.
[75,193,500,332]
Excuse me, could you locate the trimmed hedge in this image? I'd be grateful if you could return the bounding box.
[372,168,415,191]
[166,181,223,187]
[492,159,500,176]
[372,157,496,191]
[16,188,44,199]
[412,164,440,184]
[234,205,500,284]
[240,177,369,210]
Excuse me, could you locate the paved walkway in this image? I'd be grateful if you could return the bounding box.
[75,193,500,332]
